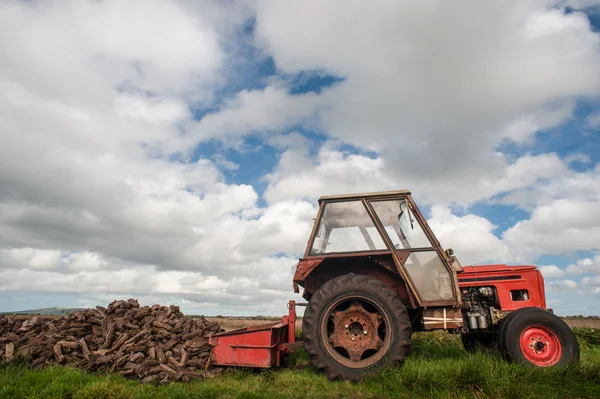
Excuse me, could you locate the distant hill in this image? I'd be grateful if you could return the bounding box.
[0,307,86,316]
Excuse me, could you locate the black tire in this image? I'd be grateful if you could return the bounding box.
[302,274,411,381]
[461,332,498,353]
[500,307,579,367]
[497,307,533,359]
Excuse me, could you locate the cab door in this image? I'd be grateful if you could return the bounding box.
[365,198,459,306]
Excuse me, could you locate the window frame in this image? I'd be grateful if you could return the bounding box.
[302,194,461,307]
[307,199,390,256]
[368,198,435,251]
[365,198,459,306]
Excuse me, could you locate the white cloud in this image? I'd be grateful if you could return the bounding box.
[254,0,600,187]
[212,154,240,172]
[565,254,600,275]
[427,207,511,265]
[0,1,225,105]
[545,278,580,296]
[186,85,321,146]
[0,248,62,271]
[587,111,600,128]
[581,276,600,288]
[500,101,575,144]
[497,163,600,209]
[0,248,300,313]
[564,153,591,165]
[564,279,579,288]
[265,140,573,207]
[0,0,310,313]
[265,143,395,204]
[66,252,105,272]
[539,265,566,278]
[502,199,600,260]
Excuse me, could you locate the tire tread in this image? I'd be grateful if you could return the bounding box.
[303,274,411,381]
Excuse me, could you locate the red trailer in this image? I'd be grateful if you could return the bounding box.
[209,301,303,368]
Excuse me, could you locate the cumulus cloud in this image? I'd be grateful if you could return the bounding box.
[264,142,395,204]
[265,141,573,207]
[587,111,600,128]
[427,207,512,265]
[502,199,600,260]
[0,0,599,316]
[0,0,309,313]
[0,247,300,314]
[539,265,566,278]
[0,248,62,271]
[534,253,600,315]
[254,0,600,193]
[565,254,600,275]
[548,279,580,291]
[187,86,322,146]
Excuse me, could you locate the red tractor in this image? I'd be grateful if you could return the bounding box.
[292,190,579,380]
[210,190,579,381]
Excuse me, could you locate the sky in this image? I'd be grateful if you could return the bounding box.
[0,0,600,317]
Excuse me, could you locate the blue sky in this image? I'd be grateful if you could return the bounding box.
[0,1,600,316]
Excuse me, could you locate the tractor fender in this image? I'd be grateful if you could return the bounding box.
[293,258,324,292]
[293,256,411,304]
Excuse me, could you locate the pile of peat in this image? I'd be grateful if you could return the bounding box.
[0,299,222,383]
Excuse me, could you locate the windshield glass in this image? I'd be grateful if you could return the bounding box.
[310,201,387,254]
[370,200,431,249]
[371,199,453,301]
[404,251,454,300]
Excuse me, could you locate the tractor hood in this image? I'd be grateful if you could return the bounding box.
[459,264,538,275]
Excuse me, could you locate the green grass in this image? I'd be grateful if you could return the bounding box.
[2,331,599,399]
[573,328,600,346]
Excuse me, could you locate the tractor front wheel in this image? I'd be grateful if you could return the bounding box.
[302,274,412,381]
[499,307,579,367]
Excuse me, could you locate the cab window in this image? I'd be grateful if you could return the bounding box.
[310,201,386,254]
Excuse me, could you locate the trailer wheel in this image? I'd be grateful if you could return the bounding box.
[302,274,411,381]
[500,307,579,367]
[461,333,498,353]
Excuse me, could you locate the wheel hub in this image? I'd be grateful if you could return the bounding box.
[534,341,545,351]
[324,299,388,366]
[519,325,562,366]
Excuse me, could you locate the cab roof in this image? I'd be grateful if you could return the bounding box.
[318,190,411,203]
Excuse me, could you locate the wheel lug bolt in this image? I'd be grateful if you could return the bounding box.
[352,337,355,341]
[364,331,367,335]
[345,324,349,328]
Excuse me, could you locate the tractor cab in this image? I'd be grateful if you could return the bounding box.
[295,190,462,307]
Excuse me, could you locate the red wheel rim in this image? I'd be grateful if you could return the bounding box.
[519,325,562,366]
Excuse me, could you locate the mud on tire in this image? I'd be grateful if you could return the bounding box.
[302,274,412,381]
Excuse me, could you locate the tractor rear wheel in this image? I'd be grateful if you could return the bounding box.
[302,274,411,381]
[499,307,579,367]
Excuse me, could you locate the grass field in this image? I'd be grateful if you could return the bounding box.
[1,329,599,399]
